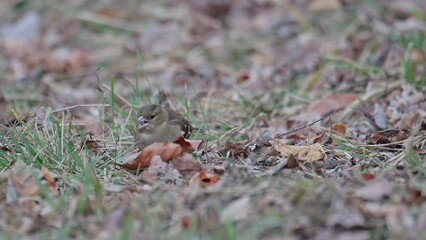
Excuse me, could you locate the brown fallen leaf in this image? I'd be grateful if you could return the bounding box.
[224,141,248,158]
[361,172,376,181]
[355,179,393,201]
[331,122,347,135]
[367,129,410,144]
[95,8,123,19]
[309,132,327,144]
[189,171,220,187]
[5,160,41,202]
[235,71,250,84]
[405,188,422,205]
[139,156,182,185]
[83,138,101,151]
[306,93,358,116]
[170,153,203,180]
[120,137,203,170]
[271,140,326,163]
[180,215,194,229]
[8,171,40,200]
[41,166,57,193]
[174,137,204,152]
[120,142,186,170]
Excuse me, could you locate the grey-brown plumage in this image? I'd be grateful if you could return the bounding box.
[134,104,192,149]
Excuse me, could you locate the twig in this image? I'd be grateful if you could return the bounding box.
[51,104,111,113]
[250,116,325,147]
[207,127,240,148]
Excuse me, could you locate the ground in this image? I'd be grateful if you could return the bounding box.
[0,0,425,239]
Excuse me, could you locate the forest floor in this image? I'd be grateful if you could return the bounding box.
[0,0,425,239]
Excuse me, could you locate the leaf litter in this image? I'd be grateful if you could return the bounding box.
[0,0,425,239]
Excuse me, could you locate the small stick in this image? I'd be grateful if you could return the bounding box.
[250,116,325,146]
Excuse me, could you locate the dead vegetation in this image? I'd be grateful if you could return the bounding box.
[0,0,425,239]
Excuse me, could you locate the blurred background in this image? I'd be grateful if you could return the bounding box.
[1,0,424,113]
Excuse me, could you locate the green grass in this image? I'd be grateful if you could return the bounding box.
[0,73,224,238]
[397,31,426,89]
[323,56,384,74]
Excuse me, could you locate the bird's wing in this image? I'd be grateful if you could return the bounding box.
[167,111,192,138]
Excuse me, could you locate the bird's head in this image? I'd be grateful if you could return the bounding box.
[137,104,167,131]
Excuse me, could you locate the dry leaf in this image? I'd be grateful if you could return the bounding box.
[41,166,57,193]
[6,160,41,201]
[139,156,182,185]
[189,171,220,187]
[367,129,410,144]
[120,142,187,170]
[355,179,393,201]
[361,172,376,181]
[8,171,40,200]
[3,160,59,202]
[95,8,122,19]
[235,71,250,84]
[174,137,204,152]
[405,188,422,205]
[306,93,358,116]
[84,138,101,151]
[170,153,203,179]
[271,140,326,163]
[224,141,248,158]
[120,137,202,170]
[332,123,347,135]
[180,215,193,229]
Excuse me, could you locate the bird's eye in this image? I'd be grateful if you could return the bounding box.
[150,114,156,119]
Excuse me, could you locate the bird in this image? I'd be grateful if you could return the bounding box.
[134,104,192,150]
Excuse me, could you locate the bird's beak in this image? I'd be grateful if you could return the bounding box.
[137,116,149,131]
